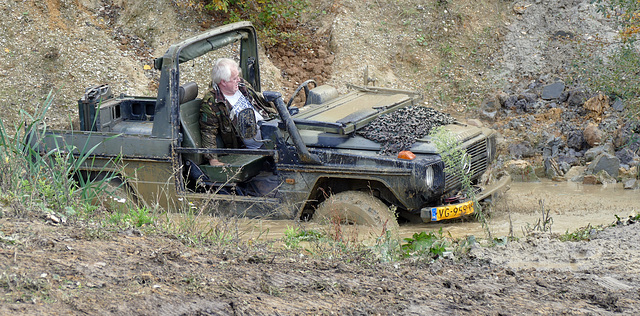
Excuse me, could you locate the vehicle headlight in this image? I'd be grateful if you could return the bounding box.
[425,165,434,188]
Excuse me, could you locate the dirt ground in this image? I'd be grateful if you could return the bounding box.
[2,0,640,314]
[1,211,639,315]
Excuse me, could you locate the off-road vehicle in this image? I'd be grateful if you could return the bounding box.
[32,22,509,226]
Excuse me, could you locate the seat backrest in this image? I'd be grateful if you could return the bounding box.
[179,82,203,165]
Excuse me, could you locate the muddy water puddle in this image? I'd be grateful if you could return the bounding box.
[169,181,639,242]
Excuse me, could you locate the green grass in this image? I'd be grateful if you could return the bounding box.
[401,228,449,258]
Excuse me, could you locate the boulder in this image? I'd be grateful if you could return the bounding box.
[482,110,498,120]
[583,123,603,147]
[584,144,614,162]
[519,92,538,103]
[482,94,502,112]
[542,136,563,158]
[582,171,616,185]
[508,142,536,158]
[466,119,483,127]
[566,130,586,151]
[565,166,586,181]
[541,81,565,100]
[616,148,637,165]
[544,157,562,178]
[583,93,609,115]
[612,98,625,112]
[503,95,518,109]
[567,90,588,107]
[586,153,620,178]
[506,159,540,182]
[595,170,617,184]
[557,154,579,167]
[582,174,599,185]
[624,179,639,190]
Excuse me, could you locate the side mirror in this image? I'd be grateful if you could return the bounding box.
[235,108,257,139]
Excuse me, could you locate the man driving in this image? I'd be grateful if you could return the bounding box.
[199,58,268,166]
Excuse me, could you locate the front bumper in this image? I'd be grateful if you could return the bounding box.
[419,174,512,222]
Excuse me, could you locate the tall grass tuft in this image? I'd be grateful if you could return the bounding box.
[0,90,120,220]
[429,126,492,239]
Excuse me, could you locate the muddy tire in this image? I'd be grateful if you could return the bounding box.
[314,191,399,230]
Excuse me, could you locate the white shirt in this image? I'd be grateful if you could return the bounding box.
[224,90,264,149]
[225,90,264,121]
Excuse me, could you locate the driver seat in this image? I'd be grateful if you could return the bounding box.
[179,82,267,185]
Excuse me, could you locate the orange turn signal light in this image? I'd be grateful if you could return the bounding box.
[398,150,416,160]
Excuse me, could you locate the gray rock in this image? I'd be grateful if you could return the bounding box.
[567,90,588,107]
[544,157,561,178]
[558,161,571,174]
[482,95,502,112]
[612,98,625,112]
[515,99,528,112]
[519,92,538,103]
[584,144,614,162]
[541,81,565,100]
[557,154,579,166]
[616,148,637,165]
[503,95,518,109]
[586,153,620,178]
[624,179,639,190]
[482,110,497,120]
[559,91,570,103]
[542,136,563,158]
[509,142,536,158]
[567,148,583,158]
[566,130,585,151]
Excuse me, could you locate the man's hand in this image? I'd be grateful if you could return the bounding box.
[209,158,225,166]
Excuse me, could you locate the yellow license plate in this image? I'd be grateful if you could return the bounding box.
[431,200,474,221]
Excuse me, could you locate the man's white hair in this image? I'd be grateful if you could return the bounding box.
[211,58,240,84]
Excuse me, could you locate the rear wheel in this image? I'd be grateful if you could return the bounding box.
[313,191,399,230]
[97,178,138,212]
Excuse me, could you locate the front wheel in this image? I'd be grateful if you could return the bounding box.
[313,191,399,230]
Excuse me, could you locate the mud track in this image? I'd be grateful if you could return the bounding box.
[1,213,639,315]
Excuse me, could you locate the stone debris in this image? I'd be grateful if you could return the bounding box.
[357,106,455,155]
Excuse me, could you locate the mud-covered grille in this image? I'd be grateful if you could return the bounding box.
[444,138,488,193]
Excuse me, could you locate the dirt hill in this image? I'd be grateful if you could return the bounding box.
[0,0,623,125]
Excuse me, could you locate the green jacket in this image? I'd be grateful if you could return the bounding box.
[199,81,272,160]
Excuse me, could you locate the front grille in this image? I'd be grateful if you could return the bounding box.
[444,138,488,193]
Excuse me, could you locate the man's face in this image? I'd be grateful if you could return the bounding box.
[219,68,240,95]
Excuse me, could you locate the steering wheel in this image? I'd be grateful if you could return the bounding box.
[287,79,317,109]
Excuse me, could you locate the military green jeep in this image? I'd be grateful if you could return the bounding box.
[32,22,509,226]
